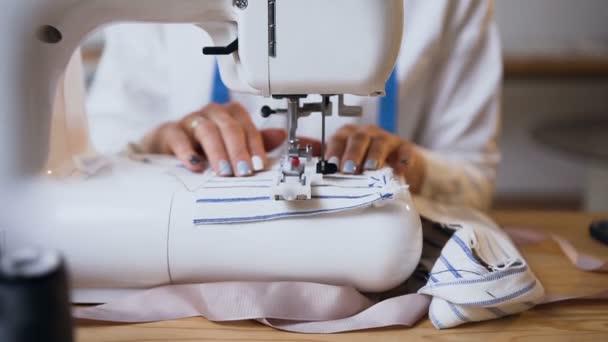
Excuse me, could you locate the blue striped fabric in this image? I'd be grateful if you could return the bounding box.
[423,264,528,289]
[451,235,486,267]
[448,302,471,322]
[196,193,377,203]
[429,307,444,329]
[485,307,508,317]
[414,211,544,329]
[197,196,271,203]
[201,184,383,190]
[193,197,387,225]
[211,61,230,104]
[440,255,462,279]
[202,185,271,189]
[192,168,397,225]
[378,68,398,133]
[458,281,538,307]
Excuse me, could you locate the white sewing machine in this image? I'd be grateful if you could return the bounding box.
[1,0,422,301]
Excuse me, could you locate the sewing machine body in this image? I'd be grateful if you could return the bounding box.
[7,157,422,300]
[1,0,422,298]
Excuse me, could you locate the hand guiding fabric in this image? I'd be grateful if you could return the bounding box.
[325,124,425,193]
[140,102,286,177]
[141,102,424,192]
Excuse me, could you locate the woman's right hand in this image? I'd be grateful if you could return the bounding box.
[140,102,287,176]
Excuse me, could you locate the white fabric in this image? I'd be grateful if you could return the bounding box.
[86,0,502,210]
[189,166,401,224]
[413,198,545,329]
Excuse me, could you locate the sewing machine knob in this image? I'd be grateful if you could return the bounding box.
[261,106,276,118]
[233,0,248,9]
[202,38,239,55]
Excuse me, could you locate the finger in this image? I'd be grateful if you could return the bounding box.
[340,127,373,174]
[189,116,233,176]
[387,142,425,193]
[226,102,266,171]
[261,129,287,152]
[205,106,253,177]
[325,125,357,167]
[387,142,414,176]
[364,133,401,171]
[161,123,205,172]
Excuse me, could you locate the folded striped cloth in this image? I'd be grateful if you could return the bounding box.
[413,197,545,329]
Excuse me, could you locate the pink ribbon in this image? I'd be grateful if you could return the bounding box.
[504,227,608,272]
[74,282,431,333]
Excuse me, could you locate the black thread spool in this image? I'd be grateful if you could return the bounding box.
[0,249,74,342]
[590,220,608,246]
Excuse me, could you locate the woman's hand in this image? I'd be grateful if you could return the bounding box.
[325,124,426,193]
[140,102,286,176]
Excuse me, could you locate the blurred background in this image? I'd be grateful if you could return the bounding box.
[80,0,608,212]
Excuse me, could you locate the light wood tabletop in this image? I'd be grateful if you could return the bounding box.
[76,211,608,342]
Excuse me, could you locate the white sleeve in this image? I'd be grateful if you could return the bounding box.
[86,24,171,154]
[415,0,502,210]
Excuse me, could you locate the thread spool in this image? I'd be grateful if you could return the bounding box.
[0,249,73,342]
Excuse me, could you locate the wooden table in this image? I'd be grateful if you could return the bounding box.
[503,56,608,79]
[76,211,608,341]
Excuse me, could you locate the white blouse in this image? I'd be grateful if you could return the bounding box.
[87,0,502,210]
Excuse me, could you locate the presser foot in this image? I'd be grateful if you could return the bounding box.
[272,156,322,201]
[262,94,356,201]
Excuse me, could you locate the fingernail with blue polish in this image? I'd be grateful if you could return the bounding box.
[364,159,378,171]
[190,155,202,165]
[237,160,252,176]
[218,160,233,176]
[343,160,357,174]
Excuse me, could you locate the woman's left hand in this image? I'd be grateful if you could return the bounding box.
[325,124,426,193]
